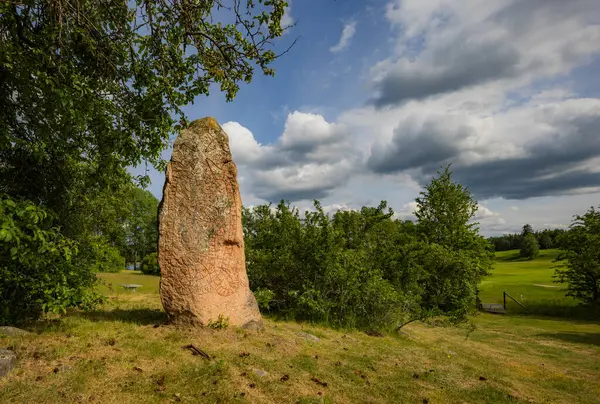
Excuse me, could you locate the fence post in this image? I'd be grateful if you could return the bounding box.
[503,291,506,310]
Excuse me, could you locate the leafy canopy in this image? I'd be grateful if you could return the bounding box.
[1,0,291,205]
[0,196,103,325]
[414,165,494,319]
[415,165,479,250]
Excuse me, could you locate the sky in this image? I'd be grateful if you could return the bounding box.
[135,0,600,237]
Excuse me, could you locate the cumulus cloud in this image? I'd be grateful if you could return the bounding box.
[330,21,357,53]
[223,112,360,203]
[322,203,355,215]
[393,201,419,220]
[371,0,600,106]
[365,97,600,199]
[218,0,600,235]
[367,112,479,174]
[474,205,500,220]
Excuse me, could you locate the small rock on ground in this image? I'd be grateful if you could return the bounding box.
[0,349,17,378]
[242,320,264,331]
[296,332,320,342]
[0,326,31,337]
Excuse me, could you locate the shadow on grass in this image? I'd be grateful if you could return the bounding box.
[501,298,600,323]
[80,308,167,325]
[536,332,600,347]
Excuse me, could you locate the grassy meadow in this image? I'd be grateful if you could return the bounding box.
[1,253,600,403]
[478,249,595,319]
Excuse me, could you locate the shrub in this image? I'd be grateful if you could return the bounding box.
[89,237,126,273]
[0,195,103,325]
[245,201,419,330]
[140,252,160,276]
[242,167,493,331]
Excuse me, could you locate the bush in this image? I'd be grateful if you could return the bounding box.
[242,167,492,331]
[89,237,126,273]
[140,252,160,276]
[244,201,407,329]
[0,195,103,325]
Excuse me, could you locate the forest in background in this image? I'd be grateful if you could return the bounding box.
[488,226,565,252]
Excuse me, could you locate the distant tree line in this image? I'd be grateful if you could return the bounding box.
[488,226,565,252]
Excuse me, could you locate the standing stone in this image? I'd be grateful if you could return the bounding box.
[0,349,16,379]
[158,117,263,329]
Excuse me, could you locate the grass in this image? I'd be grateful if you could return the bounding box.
[97,270,160,295]
[480,249,566,304]
[1,259,600,403]
[478,249,596,318]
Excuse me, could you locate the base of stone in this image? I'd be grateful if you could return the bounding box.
[164,316,264,331]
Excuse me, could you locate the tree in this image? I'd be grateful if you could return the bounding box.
[521,224,534,237]
[0,0,291,322]
[539,231,553,249]
[1,0,291,191]
[415,166,479,250]
[414,165,494,320]
[520,233,539,259]
[242,168,495,330]
[243,200,407,329]
[2,0,290,222]
[554,206,600,305]
[123,187,159,269]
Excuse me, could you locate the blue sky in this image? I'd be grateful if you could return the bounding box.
[177,0,389,138]
[136,0,600,236]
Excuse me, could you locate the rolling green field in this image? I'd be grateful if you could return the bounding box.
[478,249,593,318]
[1,255,599,403]
[479,249,567,303]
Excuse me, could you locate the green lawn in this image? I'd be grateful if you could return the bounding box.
[478,250,589,317]
[97,270,161,296]
[1,257,599,403]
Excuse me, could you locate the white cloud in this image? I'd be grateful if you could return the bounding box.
[213,1,600,237]
[279,111,342,152]
[223,111,361,202]
[394,201,419,220]
[322,203,355,215]
[373,0,600,106]
[330,21,357,53]
[474,205,499,220]
[222,121,268,165]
